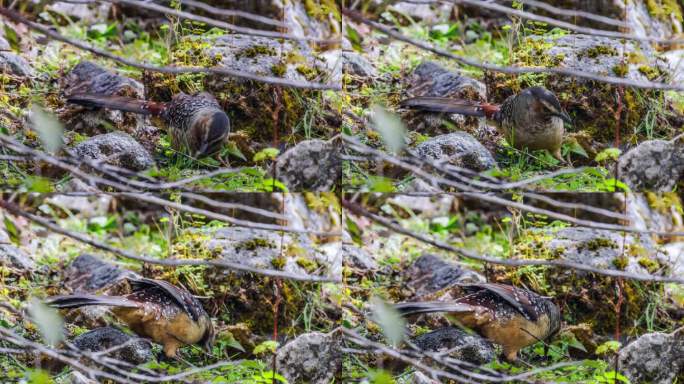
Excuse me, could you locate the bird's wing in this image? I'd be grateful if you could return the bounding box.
[394,301,476,316]
[459,283,540,321]
[66,94,165,116]
[399,97,488,116]
[45,294,138,309]
[128,278,205,321]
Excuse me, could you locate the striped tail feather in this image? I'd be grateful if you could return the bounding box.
[400,96,499,119]
[394,301,474,316]
[66,94,165,116]
[44,294,137,309]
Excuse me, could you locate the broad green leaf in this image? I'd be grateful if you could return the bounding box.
[252,340,278,356]
[370,296,405,347]
[27,298,64,346]
[223,141,247,161]
[3,215,20,245]
[253,147,280,163]
[595,147,621,163]
[29,105,64,154]
[371,105,406,154]
[595,340,621,355]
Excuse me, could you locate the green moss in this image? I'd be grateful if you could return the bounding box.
[271,256,287,270]
[583,238,617,251]
[646,0,683,23]
[583,45,618,59]
[270,63,287,77]
[296,65,319,80]
[638,257,660,273]
[638,65,661,80]
[626,244,648,257]
[296,257,319,273]
[237,238,274,251]
[612,256,629,270]
[627,52,647,64]
[646,192,683,214]
[612,63,629,77]
[238,45,276,59]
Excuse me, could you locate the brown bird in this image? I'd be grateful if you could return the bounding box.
[401,86,571,160]
[394,283,561,361]
[45,277,214,358]
[67,92,230,158]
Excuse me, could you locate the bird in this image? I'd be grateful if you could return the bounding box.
[400,86,572,160]
[394,283,561,361]
[67,92,230,158]
[45,277,214,358]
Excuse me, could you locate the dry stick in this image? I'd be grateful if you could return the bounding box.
[104,0,331,42]
[341,8,684,91]
[447,0,683,44]
[0,198,340,282]
[169,0,288,28]
[0,7,340,90]
[342,199,684,284]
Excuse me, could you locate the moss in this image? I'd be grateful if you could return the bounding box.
[296,257,319,273]
[638,257,660,273]
[646,0,683,24]
[612,63,629,77]
[646,192,683,214]
[270,63,287,77]
[612,256,629,270]
[238,45,276,59]
[583,45,618,59]
[638,65,661,80]
[583,237,617,251]
[271,256,287,270]
[626,244,648,258]
[296,65,319,80]
[236,238,274,251]
[627,52,647,64]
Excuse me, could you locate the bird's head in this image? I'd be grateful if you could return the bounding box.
[193,110,231,158]
[527,86,572,124]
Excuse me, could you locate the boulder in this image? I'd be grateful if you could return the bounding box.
[72,131,155,172]
[342,51,377,78]
[45,2,112,24]
[618,137,684,191]
[414,132,497,172]
[275,139,341,192]
[0,51,33,77]
[404,254,485,298]
[72,327,153,365]
[275,331,342,384]
[618,327,684,384]
[412,326,495,365]
[0,231,34,271]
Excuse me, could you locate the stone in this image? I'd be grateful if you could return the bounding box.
[618,137,684,191]
[342,51,377,77]
[64,254,137,293]
[412,326,496,365]
[0,51,33,77]
[72,131,155,172]
[414,132,497,172]
[0,233,34,271]
[389,2,455,24]
[342,243,377,270]
[46,2,112,24]
[275,139,340,191]
[72,326,153,365]
[618,327,684,384]
[410,371,441,384]
[275,331,342,384]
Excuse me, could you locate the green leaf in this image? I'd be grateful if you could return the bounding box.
[346,26,363,52]
[219,331,245,353]
[252,340,278,356]
[29,105,64,154]
[346,217,363,245]
[3,215,20,245]
[223,141,247,161]
[253,147,280,163]
[3,24,20,53]
[27,298,64,346]
[595,340,621,355]
[370,296,405,347]
[371,105,407,154]
[594,147,621,163]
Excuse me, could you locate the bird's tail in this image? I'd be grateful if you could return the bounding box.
[44,294,138,309]
[400,97,499,119]
[66,94,166,116]
[394,301,473,316]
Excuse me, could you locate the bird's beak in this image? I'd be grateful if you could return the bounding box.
[557,111,572,125]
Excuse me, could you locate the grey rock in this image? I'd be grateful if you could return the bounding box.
[0,51,33,76]
[406,254,484,297]
[46,2,112,23]
[207,226,338,277]
[546,227,669,275]
[342,243,377,270]
[72,132,155,171]
[618,137,684,191]
[414,132,497,172]
[618,327,684,384]
[389,2,455,23]
[276,331,342,384]
[72,327,153,365]
[409,371,440,384]
[276,139,340,191]
[0,35,9,51]
[0,240,34,271]
[412,326,495,365]
[387,194,456,218]
[342,51,377,77]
